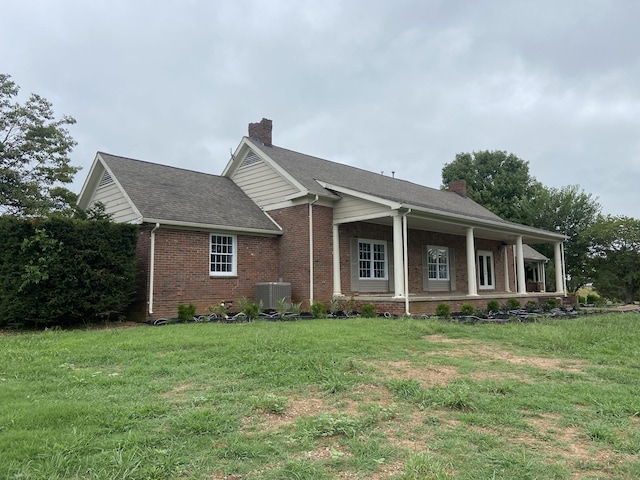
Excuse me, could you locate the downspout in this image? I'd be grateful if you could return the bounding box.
[402,209,412,316]
[148,223,160,315]
[309,195,319,306]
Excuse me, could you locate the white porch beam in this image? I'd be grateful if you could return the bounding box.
[554,242,564,294]
[466,227,478,296]
[516,236,526,294]
[503,246,511,292]
[392,214,405,298]
[332,224,342,296]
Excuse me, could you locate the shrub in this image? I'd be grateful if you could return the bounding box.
[207,302,228,318]
[178,303,196,321]
[360,304,377,318]
[542,298,558,311]
[525,300,539,312]
[487,299,500,313]
[435,303,451,318]
[310,301,326,318]
[239,297,262,319]
[0,216,137,327]
[460,303,475,315]
[504,298,521,310]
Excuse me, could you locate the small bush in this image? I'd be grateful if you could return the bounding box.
[435,303,451,318]
[504,298,521,310]
[460,303,475,315]
[178,303,196,321]
[360,304,377,318]
[487,299,500,313]
[239,297,262,319]
[311,301,327,319]
[578,295,587,305]
[525,300,539,312]
[543,298,558,311]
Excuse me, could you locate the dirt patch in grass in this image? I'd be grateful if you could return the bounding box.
[425,334,586,373]
[160,382,195,402]
[367,360,459,388]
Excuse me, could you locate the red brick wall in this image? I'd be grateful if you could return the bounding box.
[268,204,310,307]
[135,225,279,320]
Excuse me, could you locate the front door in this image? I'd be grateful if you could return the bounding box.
[478,250,494,290]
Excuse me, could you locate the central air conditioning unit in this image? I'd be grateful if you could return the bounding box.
[255,282,292,310]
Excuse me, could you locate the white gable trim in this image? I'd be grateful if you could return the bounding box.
[223,137,308,195]
[315,181,402,210]
[76,153,142,222]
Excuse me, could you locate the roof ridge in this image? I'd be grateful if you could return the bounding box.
[247,141,447,194]
[98,151,222,179]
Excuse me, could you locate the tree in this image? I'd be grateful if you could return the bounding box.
[1,74,78,216]
[520,184,601,291]
[441,150,539,223]
[441,151,603,292]
[585,215,640,304]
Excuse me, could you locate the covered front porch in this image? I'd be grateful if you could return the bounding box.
[327,198,568,316]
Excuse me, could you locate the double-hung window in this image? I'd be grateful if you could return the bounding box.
[358,239,387,279]
[210,234,236,276]
[427,246,449,280]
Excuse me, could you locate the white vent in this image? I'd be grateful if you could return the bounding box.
[98,172,113,187]
[240,150,261,168]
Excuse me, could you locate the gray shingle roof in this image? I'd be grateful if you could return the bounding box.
[99,152,281,233]
[523,244,549,262]
[249,140,506,222]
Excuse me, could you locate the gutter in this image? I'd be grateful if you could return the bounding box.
[148,223,160,315]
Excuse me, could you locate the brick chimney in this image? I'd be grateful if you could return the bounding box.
[248,118,272,146]
[447,179,467,197]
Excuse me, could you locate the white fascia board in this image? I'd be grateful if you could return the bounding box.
[315,181,402,210]
[143,218,283,236]
[97,154,143,221]
[245,138,309,193]
[404,203,568,242]
[76,153,103,209]
[221,138,249,177]
[334,211,397,225]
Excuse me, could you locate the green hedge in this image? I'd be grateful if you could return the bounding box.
[0,217,138,327]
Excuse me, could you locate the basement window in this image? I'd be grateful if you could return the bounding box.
[210,234,236,276]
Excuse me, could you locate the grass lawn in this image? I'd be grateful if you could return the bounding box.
[1,314,639,479]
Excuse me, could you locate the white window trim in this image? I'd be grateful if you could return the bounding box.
[427,245,450,281]
[477,250,495,290]
[209,233,237,276]
[358,238,388,280]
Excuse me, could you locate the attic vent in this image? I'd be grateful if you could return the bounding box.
[240,150,261,168]
[98,172,113,187]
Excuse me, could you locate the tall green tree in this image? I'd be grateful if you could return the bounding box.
[441,150,602,292]
[585,215,640,304]
[521,184,601,291]
[0,74,78,216]
[441,150,539,223]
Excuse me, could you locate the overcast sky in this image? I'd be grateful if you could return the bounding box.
[2,0,639,217]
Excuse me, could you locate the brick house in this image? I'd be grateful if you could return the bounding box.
[77,118,569,320]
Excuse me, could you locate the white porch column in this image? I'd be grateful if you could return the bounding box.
[332,224,342,296]
[554,242,564,294]
[503,246,511,292]
[466,227,478,296]
[516,235,526,294]
[392,214,405,298]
